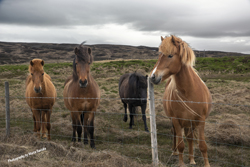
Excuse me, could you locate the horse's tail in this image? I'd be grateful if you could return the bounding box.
[184,127,198,144]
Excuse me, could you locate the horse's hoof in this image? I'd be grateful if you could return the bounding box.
[78,139,81,142]
[42,134,47,139]
[190,159,196,165]
[145,129,149,132]
[84,140,88,145]
[90,143,95,149]
[123,117,128,122]
[129,126,132,129]
[172,151,179,156]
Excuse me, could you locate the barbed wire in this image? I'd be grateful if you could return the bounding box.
[0,95,250,108]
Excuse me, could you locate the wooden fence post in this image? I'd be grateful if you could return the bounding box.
[5,81,10,137]
[148,78,159,166]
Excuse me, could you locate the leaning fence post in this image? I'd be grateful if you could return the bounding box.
[5,81,10,137]
[148,78,159,166]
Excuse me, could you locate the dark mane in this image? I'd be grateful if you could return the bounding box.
[72,42,93,81]
[128,72,147,98]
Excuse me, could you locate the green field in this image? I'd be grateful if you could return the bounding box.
[0,56,250,167]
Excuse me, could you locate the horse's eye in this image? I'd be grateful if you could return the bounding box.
[168,55,173,58]
[42,73,44,76]
[31,73,33,76]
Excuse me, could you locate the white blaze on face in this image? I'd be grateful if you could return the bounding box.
[151,53,163,77]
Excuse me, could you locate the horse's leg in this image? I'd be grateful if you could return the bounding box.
[88,112,95,148]
[128,104,134,129]
[46,109,52,140]
[198,123,210,167]
[77,112,82,142]
[32,113,36,133]
[123,102,128,122]
[172,119,186,167]
[184,127,196,165]
[141,104,149,132]
[71,112,77,142]
[41,109,47,139]
[83,113,89,145]
[33,109,41,138]
[171,123,178,156]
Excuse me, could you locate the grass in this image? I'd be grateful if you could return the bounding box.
[0,56,250,167]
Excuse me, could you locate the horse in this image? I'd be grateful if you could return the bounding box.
[25,59,57,140]
[119,72,149,132]
[63,43,100,148]
[150,35,212,167]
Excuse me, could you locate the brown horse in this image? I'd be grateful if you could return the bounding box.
[150,35,212,167]
[63,43,100,148]
[25,59,57,140]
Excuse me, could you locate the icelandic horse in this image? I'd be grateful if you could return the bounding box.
[25,59,57,140]
[119,72,149,132]
[63,43,100,148]
[150,35,212,167]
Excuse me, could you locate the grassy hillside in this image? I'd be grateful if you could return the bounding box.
[0,56,250,167]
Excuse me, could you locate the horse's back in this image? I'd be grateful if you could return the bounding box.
[119,73,130,99]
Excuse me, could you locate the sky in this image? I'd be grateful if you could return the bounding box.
[0,0,250,53]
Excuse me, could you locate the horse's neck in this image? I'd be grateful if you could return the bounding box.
[173,65,198,96]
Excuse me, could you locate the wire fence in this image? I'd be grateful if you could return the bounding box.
[1,82,250,167]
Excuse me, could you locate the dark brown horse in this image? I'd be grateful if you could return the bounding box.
[119,72,149,132]
[63,43,100,148]
[25,59,57,140]
[150,35,212,167]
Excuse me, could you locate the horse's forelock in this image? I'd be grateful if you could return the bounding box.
[162,35,195,67]
[76,46,93,64]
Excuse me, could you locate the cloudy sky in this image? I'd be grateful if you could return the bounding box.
[0,0,250,53]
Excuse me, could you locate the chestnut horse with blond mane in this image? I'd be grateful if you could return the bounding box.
[150,35,212,167]
[63,43,100,148]
[25,59,57,140]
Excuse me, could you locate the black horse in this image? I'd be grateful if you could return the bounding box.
[119,72,149,132]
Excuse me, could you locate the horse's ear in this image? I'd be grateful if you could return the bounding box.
[171,35,179,46]
[41,60,44,66]
[88,47,91,55]
[30,60,34,66]
[74,47,79,55]
[161,36,164,41]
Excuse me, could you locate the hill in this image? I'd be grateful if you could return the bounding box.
[0,41,248,64]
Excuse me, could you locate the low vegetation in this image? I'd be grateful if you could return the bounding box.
[0,56,250,166]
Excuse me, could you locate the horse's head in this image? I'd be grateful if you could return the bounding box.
[29,59,45,93]
[150,35,195,85]
[73,43,93,88]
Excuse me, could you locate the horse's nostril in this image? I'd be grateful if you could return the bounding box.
[151,74,155,80]
[79,79,88,87]
[83,79,87,85]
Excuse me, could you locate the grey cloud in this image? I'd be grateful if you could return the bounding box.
[2,0,250,38]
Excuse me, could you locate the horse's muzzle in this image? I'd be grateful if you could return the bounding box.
[79,79,88,88]
[34,87,42,93]
[150,74,161,85]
